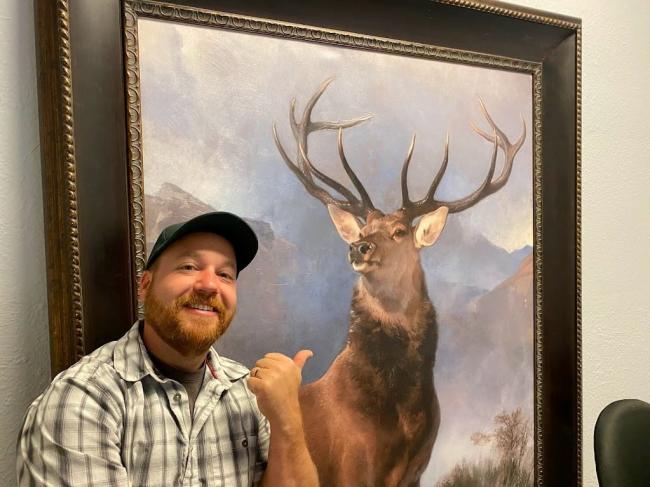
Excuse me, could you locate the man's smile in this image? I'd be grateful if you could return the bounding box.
[184,303,219,315]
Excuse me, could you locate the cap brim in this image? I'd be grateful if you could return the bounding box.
[146,212,258,274]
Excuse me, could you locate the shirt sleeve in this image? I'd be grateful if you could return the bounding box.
[17,373,130,486]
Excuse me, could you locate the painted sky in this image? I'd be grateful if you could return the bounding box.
[137,18,533,252]
[137,17,534,484]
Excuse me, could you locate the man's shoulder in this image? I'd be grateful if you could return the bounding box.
[32,330,136,411]
[17,338,130,483]
[53,339,121,383]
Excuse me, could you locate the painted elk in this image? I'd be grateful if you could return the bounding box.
[273,79,525,487]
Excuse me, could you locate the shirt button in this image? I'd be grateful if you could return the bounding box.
[173,392,181,402]
[242,439,248,447]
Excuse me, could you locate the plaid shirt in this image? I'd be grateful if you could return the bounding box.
[17,322,270,486]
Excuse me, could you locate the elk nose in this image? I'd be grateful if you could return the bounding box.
[351,241,375,255]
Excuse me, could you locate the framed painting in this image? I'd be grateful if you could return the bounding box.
[34,0,581,485]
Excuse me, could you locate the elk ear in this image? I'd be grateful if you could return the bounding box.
[327,205,362,244]
[414,206,449,248]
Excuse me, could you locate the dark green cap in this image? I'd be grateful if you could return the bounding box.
[146,212,258,275]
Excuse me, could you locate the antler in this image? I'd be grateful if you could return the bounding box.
[401,99,526,220]
[272,78,378,220]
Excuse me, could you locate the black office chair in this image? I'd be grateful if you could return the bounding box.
[594,399,650,487]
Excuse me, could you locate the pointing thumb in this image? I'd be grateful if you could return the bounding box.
[293,349,314,370]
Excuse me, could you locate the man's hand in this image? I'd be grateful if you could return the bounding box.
[248,350,313,429]
[250,350,319,486]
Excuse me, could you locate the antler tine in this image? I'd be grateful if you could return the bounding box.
[467,101,526,193]
[437,133,498,213]
[424,133,450,201]
[273,123,357,212]
[472,100,526,149]
[475,99,508,144]
[316,114,373,131]
[401,133,448,218]
[471,110,526,190]
[400,134,417,208]
[403,101,526,220]
[300,78,336,126]
[294,78,337,179]
[338,128,376,212]
[289,98,300,140]
[298,78,373,132]
[273,78,375,219]
[299,142,361,205]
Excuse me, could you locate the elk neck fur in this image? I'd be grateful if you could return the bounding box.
[342,252,439,397]
[353,258,429,334]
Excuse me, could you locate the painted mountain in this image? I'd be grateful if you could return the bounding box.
[425,253,534,484]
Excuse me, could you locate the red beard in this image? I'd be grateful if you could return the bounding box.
[144,290,235,356]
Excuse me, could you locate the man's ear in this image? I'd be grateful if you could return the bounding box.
[138,271,152,301]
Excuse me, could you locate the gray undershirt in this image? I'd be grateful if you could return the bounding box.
[150,355,206,419]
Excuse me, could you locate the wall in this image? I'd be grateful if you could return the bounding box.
[515,0,650,484]
[0,0,51,486]
[0,0,648,486]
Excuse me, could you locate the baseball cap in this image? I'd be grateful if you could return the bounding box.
[145,212,258,275]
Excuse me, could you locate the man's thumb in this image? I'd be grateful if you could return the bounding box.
[293,349,314,370]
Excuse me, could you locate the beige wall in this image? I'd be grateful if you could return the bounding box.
[514,0,650,484]
[0,1,51,486]
[0,1,648,486]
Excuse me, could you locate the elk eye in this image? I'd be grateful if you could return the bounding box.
[392,229,407,238]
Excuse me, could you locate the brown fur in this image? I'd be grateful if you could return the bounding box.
[300,255,440,487]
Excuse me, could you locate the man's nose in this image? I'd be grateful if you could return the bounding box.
[194,269,219,293]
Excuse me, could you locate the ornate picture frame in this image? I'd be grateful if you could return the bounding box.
[34,0,581,484]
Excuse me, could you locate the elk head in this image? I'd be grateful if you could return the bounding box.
[273,78,526,299]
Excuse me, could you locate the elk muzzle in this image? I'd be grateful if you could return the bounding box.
[349,241,376,265]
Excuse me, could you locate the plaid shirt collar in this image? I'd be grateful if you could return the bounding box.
[113,322,249,387]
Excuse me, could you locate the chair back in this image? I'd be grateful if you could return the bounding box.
[594,399,650,487]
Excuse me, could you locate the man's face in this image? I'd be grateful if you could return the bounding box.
[139,232,238,357]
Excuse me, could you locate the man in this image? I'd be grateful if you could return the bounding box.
[17,212,318,486]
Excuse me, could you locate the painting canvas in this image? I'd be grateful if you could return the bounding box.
[135,16,534,485]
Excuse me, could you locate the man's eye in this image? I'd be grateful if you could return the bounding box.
[219,272,235,281]
[180,264,197,271]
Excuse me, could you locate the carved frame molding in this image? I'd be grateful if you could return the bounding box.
[34,0,582,483]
